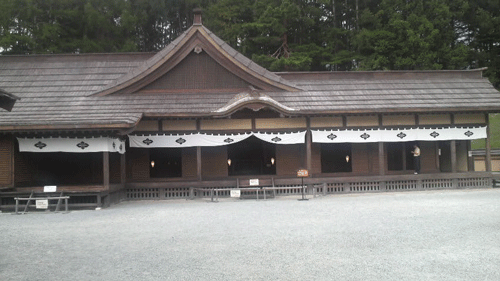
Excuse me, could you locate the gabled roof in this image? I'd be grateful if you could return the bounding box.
[93,24,300,96]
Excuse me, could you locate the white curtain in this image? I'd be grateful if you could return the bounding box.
[129,131,306,148]
[312,126,487,143]
[18,137,126,154]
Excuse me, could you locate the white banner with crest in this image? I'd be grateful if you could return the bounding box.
[17,137,126,154]
[129,131,306,148]
[312,126,487,143]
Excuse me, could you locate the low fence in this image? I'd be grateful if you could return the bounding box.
[125,173,493,201]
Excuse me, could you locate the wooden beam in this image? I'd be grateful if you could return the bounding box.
[103,152,110,190]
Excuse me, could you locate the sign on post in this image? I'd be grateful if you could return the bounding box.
[297,169,309,201]
[297,169,309,177]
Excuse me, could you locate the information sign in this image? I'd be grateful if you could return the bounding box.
[44,185,57,192]
[297,169,309,177]
[249,179,259,186]
[230,189,241,198]
[36,199,49,209]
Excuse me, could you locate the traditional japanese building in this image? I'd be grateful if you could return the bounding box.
[1,11,499,209]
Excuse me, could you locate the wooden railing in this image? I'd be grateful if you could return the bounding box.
[124,172,493,200]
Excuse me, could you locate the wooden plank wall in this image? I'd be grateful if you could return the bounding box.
[276,144,303,176]
[0,136,13,186]
[127,148,150,181]
[201,146,228,178]
[182,147,197,178]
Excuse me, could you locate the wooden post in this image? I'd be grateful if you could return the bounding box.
[378,142,385,176]
[305,126,312,173]
[466,141,474,171]
[197,146,202,181]
[103,152,110,190]
[450,140,457,173]
[435,142,440,171]
[485,114,492,172]
[120,153,126,184]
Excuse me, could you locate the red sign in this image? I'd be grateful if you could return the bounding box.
[297,169,309,177]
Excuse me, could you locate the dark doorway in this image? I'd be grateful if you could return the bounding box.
[16,152,102,186]
[387,142,416,171]
[321,143,352,173]
[150,148,182,178]
[227,136,276,176]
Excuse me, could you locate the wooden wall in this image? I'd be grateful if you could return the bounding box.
[182,147,198,178]
[201,146,228,178]
[276,144,303,176]
[127,148,149,181]
[0,136,13,187]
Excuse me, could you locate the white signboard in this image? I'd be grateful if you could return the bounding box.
[44,186,57,192]
[36,199,49,209]
[249,179,259,186]
[230,189,241,198]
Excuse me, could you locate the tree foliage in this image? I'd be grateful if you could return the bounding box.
[0,0,498,88]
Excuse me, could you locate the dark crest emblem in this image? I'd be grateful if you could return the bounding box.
[143,138,153,145]
[176,138,186,145]
[34,141,47,149]
[112,142,116,149]
[464,130,474,137]
[224,138,234,144]
[77,141,89,150]
[360,133,370,140]
[119,144,123,151]
[430,131,440,138]
[327,133,337,140]
[271,137,282,142]
[397,132,407,139]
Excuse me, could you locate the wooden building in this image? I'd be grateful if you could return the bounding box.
[1,12,500,209]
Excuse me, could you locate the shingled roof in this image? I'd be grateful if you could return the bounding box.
[0,18,499,132]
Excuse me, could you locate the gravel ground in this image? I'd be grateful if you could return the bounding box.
[1,188,500,281]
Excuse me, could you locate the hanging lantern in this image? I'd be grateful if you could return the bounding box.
[271,158,275,165]
[227,159,232,166]
[345,155,350,163]
[151,161,155,168]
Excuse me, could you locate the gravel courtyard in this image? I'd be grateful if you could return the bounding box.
[1,188,499,281]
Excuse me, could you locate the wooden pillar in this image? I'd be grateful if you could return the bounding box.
[378,142,385,176]
[197,146,202,181]
[120,153,126,184]
[485,114,492,172]
[103,151,110,190]
[467,141,474,172]
[450,140,457,173]
[435,142,440,171]
[305,117,312,173]
[402,142,407,171]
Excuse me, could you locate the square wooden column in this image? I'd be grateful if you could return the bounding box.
[305,118,312,173]
[120,153,126,184]
[103,151,110,190]
[378,142,385,176]
[197,146,202,181]
[485,114,492,172]
[450,140,457,173]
